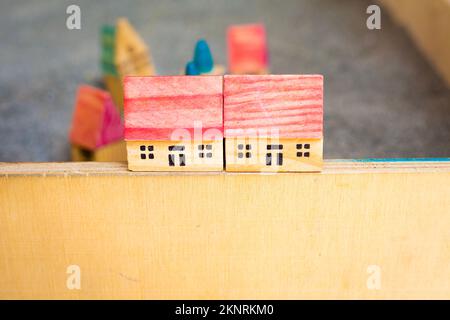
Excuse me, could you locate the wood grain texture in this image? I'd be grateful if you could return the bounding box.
[224,75,323,139]
[124,76,223,141]
[227,24,269,74]
[69,85,123,150]
[225,138,322,172]
[0,160,449,299]
[380,0,450,87]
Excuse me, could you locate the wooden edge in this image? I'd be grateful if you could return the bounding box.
[1,159,450,176]
[380,0,450,86]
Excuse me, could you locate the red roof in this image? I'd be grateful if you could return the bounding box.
[224,75,323,139]
[124,76,223,141]
[227,24,268,74]
[69,85,123,150]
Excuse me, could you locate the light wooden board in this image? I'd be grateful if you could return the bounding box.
[380,0,450,86]
[1,160,450,299]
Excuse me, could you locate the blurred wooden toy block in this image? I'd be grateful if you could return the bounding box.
[224,75,323,172]
[185,39,225,76]
[101,18,155,78]
[101,18,155,109]
[71,140,127,162]
[124,76,224,171]
[103,75,123,112]
[227,24,269,74]
[69,85,124,161]
[115,18,155,77]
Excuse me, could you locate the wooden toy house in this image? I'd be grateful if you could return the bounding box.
[224,75,323,172]
[124,76,224,171]
[227,24,269,74]
[69,85,125,161]
[101,18,155,110]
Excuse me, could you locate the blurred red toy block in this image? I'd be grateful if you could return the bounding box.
[124,76,223,171]
[223,75,323,172]
[227,24,269,74]
[69,85,123,152]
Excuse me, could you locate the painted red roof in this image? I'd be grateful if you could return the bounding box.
[124,76,223,141]
[224,75,323,139]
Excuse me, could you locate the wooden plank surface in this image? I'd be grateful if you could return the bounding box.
[1,160,450,299]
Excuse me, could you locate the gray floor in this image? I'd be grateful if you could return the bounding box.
[0,0,449,161]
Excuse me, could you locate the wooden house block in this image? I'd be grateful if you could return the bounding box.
[124,76,224,171]
[103,75,124,112]
[69,85,123,158]
[101,18,155,109]
[93,140,127,161]
[224,75,323,172]
[227,24,269,74]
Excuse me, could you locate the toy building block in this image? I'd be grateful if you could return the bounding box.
[71,139,127,162]
[93,139,127,161]
[69,85,124,161]
[115,18,155,77]
[184,39,225,75]
[124,76,224,171]
[224,75,323,172]
[71,135,127,162]
[101,18,155,109]
[103,74,124,112]
[227,24,269,74]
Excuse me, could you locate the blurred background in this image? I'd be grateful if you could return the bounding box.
[0,0,449,161]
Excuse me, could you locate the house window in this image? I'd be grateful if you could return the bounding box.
[198,144,213,158]
[296,143,310,157]
[140,145,154,160]
[168,145,186,166]
[266,144,283,166]
[237,144,252,158]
